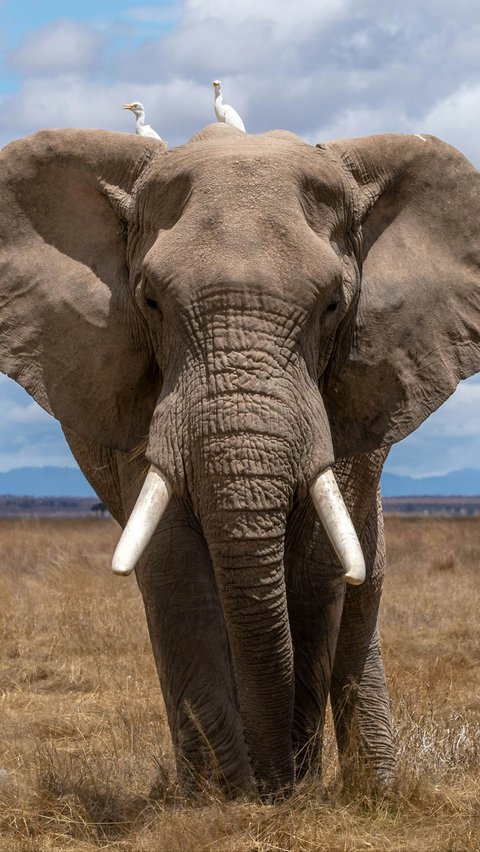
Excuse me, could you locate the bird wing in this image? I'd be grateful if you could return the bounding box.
[223,104,246,132]
[143,124,162,140]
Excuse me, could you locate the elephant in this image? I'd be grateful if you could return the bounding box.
[1,123,479,798]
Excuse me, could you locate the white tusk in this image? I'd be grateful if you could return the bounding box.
[111,466,172,576]
[309,469,366,585]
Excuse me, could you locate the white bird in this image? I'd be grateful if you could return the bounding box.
[122,101,164,142]
[212,81,246,132]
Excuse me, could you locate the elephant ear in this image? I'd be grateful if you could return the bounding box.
[0,129,163,451]
[322,133,480,458]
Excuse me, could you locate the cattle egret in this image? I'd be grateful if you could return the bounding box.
[213,81,246,132]
[122,101,165,142]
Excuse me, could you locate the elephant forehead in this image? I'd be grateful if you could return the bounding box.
[140,133,349,220]
[144,189,342,278]
[136,135,349,288]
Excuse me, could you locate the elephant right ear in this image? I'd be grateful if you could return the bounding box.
[0,129,163,452]
[321,133,480,459]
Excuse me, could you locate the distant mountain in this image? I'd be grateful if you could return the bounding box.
[381,468,480,496]
[0,465,479,499]
[0,466,95,497]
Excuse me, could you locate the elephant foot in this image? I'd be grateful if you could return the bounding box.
[256,780,295,803]
[168,740,256,800]
[172,766,294,803]
[292,731,324,782]
[250,750,296,802]
[338,740,398,800]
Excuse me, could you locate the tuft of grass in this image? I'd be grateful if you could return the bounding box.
[0,516,478,850]
[429,551,459,572]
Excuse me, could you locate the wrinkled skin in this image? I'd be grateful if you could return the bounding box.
[1,124,479,797]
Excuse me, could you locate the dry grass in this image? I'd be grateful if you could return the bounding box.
[0,516,478,851]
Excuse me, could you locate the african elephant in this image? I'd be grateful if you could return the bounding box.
[1,124,479,798]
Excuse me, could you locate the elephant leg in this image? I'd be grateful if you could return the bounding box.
[135,497,252,795]
[62,429,251,795]
[285,503,346,778]
[330,492,397,792]
[286,449,392,785]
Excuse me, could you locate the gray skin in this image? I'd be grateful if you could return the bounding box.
[1,124,479,797]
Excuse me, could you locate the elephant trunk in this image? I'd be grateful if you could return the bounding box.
[192,432,296,793]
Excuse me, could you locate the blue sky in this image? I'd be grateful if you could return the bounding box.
[1,0,480,477]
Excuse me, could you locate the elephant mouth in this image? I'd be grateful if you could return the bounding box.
[111,463,365,585]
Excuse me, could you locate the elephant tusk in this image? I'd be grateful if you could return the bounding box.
[309,468,366,585]
[111,466,172,576]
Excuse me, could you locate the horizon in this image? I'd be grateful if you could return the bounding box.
[2,462,480,481]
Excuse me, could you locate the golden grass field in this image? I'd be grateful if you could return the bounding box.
[0,516,478,851]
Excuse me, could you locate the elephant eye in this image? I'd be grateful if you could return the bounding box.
[327,300,339,312]
[146,296,158,310]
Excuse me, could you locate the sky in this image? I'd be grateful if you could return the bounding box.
[0,0,479,478]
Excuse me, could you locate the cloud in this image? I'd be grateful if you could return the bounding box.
[0,443,76,473]
[0,75,210,149]
[8,19,108,76]
[186,0,348,40]
[1,76,140,139]
[5,401,51,426]
[306,106,413,145]
[419,83,480,166]
[385,376,480,477]
[0,378,75,473]
[121,4,181,25]
[416,381,480,439]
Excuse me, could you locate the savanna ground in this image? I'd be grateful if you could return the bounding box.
[0,515,478,851]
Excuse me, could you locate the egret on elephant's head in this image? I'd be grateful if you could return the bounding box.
[122,100,166,145]
[213,80,246,132]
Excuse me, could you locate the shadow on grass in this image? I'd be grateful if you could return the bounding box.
[0,744,177,846]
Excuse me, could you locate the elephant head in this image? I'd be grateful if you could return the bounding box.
[1,124,479,794]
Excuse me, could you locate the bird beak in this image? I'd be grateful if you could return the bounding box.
[122,103,134,110]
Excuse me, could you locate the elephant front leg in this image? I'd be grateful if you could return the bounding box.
[330,496,397,792]
[331,626,396,792]
[285,503,346,779]
[135,498,252,796]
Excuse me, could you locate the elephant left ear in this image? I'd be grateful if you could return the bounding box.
[321,133,480,458]
[0,129,162,453]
